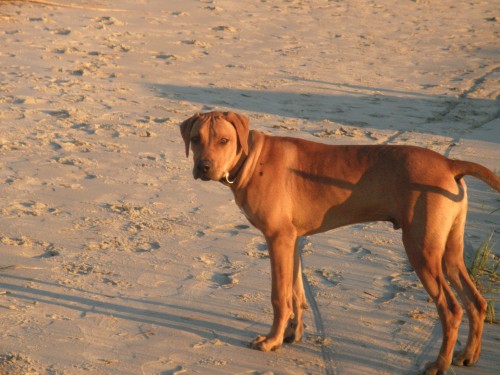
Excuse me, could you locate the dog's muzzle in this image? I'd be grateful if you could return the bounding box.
[194,159,212,180]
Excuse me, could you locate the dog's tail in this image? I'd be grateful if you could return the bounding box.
[450,159,500,192]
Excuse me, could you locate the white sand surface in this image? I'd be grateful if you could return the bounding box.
[0,0,498,374]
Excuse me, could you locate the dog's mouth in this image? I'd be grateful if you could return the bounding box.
[193,168,222,181]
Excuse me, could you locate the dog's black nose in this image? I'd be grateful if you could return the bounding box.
[197,160,212,174]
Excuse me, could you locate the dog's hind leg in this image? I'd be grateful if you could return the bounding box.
[405,241,463,374]
[442,206,487,367]
[402,198,463,374]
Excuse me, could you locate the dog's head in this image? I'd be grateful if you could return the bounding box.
[180,111,249,181]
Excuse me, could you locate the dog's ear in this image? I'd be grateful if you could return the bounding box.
[180,113,201,157]
[224,112,250,155]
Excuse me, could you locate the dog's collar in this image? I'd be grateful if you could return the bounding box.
[220,154,247,186]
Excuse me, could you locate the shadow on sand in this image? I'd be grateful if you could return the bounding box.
[150,78,499,143]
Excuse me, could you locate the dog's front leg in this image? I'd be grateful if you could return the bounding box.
[251,230,296,351]
[284,238,308,343]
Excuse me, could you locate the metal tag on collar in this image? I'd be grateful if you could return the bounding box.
[224,172,235,184]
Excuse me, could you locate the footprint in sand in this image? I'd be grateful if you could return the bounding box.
[199,223,250,238]
[0,353,42,375]
[211,272,239,289]
[169,366,188,375]
[0,235,33,247]
[71,122,98,135]
[192,338,228,349]
[53,156,96,169]
[194,254,215,266]
[245,237,268,259]
[1,201,60,217]
[375,291,397,304]
[372,274,409,303]
[43,109,72,119]
[315,268,342,287]
[350,245,372,259]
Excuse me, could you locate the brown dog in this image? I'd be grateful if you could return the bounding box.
[180,111,500,375]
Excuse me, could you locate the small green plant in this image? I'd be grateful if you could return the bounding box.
[467,232,499,324]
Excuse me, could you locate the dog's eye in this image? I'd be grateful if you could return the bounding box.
[191,136,200,144]
[219,138,229,145]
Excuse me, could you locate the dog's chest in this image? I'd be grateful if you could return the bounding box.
[235,201,258,228]
[239,207,254,225]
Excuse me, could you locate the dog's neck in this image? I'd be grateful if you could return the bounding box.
[220,151,247,186]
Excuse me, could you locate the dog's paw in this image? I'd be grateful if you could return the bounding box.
[453,350,479,367]
[421,360,449,375]
[250,335,281,352]
[283,333,297,343]
[284,321,303,344]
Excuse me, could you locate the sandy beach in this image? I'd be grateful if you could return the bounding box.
[0,0,499,374]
